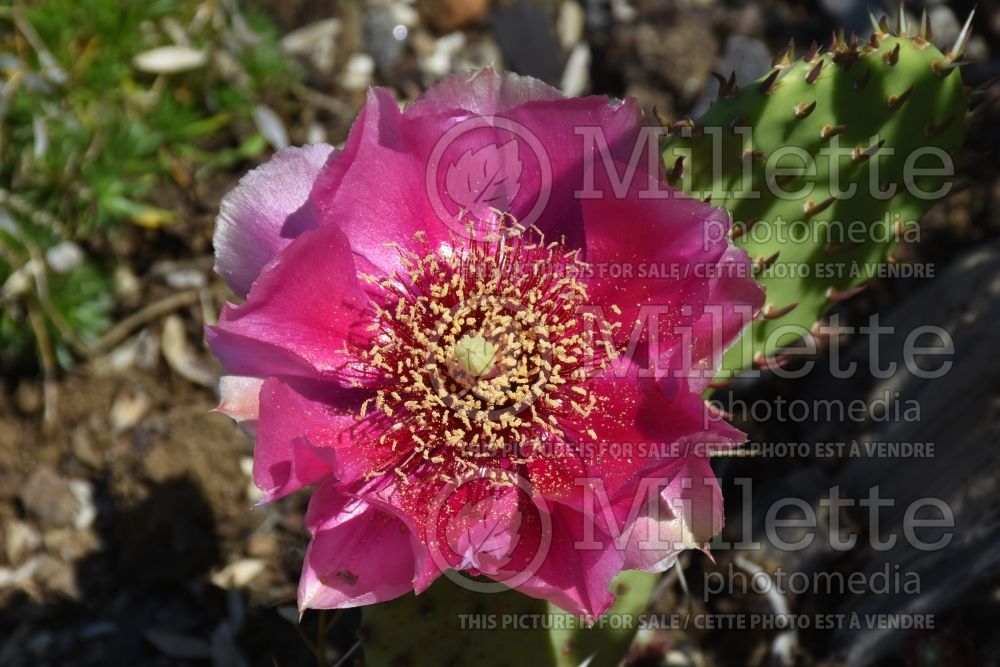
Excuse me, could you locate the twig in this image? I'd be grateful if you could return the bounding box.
[733,555,797,667]
[23,244,92,357]
[26,301,57,426]
[91,289,200,354]
[315,611,328,667]
[291,83,354,117]
[331,639,361,667]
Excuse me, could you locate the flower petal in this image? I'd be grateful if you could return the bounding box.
[214,144,334,297]
[504,503,622,618]
[580,166,763,384]
[299,482,421,611]
[620,455,723,572]
[309,88,451,276]
[253,377,400,502]
[213,222,370,379]
[405,68,564,118]
[530,360,744,510]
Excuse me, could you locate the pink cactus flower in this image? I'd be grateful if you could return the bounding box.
[208,69,763,618]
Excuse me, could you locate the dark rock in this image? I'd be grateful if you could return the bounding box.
[492,1,563,83]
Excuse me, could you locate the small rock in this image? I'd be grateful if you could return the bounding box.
[364,6,406,74]
[281,18,342,73]
[560,43,590,97]
[341,53,375,92]
[557,0,586,50]
[34,554,80,600]
[14,381,42,415]
[110,385,151,433]
[67,479,96,530]
[247,532,278,559]
[665,649,695,666]
[95,330,160,375]
[419,32,467,79]
[252,105,289,151]
[418,0,490,34]
[306,122,328,145]
[4,520,42,566]
[19,467,80,529]
[691,34,769,116]
[114,265,141,299]
[211,558,266,589]
[71,427,102,468]
[493,1,563,83]
[636,15,718,106]
[0,259,40,300]
[455,35,504,72]
[133,46,208,74]
[162,315,218,388]
[45,241,83,274]
[43,527,99,562]
[819,0,873,36]
[0,558,39,592]
[928,6,960,50]
[241,456,263,504]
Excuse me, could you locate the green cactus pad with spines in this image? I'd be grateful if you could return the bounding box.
[361,571,657,667]
[662,23,969,376]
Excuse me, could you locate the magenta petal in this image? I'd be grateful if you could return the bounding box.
[215,222,369,379]
[443,485,522,575]
[310,88,450,276]
[214,144,334,298]
[679,244,765,392]
[580,166,763,383]
[254,378,340,501]
[541,362,739,507]
[299,482,419,611]
[205,325,323,382]
[405,93,645,249]
[506,504,622,618]
[253,377,389,502]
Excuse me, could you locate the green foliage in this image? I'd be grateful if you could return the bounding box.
[662,18,970,378]
[0,0,298,371]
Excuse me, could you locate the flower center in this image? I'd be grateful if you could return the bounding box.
[355,227,618,484]
[452,334,497,377]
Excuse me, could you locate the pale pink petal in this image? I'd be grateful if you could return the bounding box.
[620,456,724,572]
[214,144,334,297]
[216,375,264,423]
[405,68,564,118]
